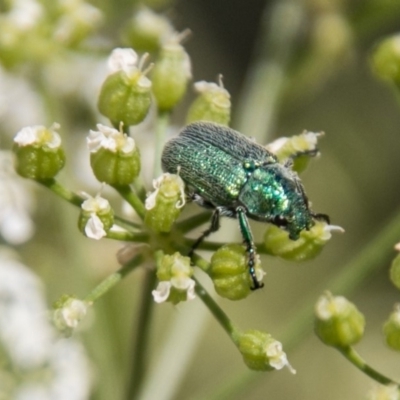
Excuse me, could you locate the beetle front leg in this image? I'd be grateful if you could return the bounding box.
[188,207,222,257]
[236,206,264,290]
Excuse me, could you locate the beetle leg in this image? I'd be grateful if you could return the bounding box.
[188,207,222,257]
[236,206,264,290]
[311,212,330,224]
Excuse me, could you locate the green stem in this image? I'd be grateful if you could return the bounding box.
[176,211,212,233]
[153,111,170,178]
[106,230,149,242]
[194,278,241,345]
[128,267,157,400]
[40,179,142,229]
[234,0,305,142]
[114,185,146,220]
[338,346,399,386]
[84,254,145,303]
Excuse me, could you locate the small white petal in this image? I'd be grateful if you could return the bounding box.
[85,214,106,240]
[266,340,296,374]
[185,279,196,301]
[81,194,110,213]
[315,294,348,320]
[145,189,159,210]
[265,137,288,154]
[60,299,88,329]
[108,48,138,73]
[152,281,171,303]
[0,209,34,245]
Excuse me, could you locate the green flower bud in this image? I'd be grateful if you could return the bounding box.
[13,123,66,180]
[152,252,195,305]
[209,244,265,300]
[266,131,322,173]
[238,330,296,373]
[371,34,400,86]
[78,193,114,240]
[186,78,231,126]
[383,305,400,351]
[98,48,152,127]
[263,220,343,262]
[315,292,365,348]
[151,33,192,112]
[122,7,173,53]
[144,173,185,233]
[87,124,141,186]
[389,252,400,290]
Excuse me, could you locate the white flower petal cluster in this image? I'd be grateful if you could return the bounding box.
[0,250,92,399]
[0,151,35,244]
[87,124,135,154]
[54,298,89,334]
[315,293,349,321]
[81,193,112,240]
[14,123,62,149]
[152,256,196,303]
[7,0,44,31]
[265,340,296,374]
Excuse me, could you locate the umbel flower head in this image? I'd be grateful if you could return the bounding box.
[98,48,152,127]
[152,252,195,305]
[13,123,66,180]
[87,123,140,186]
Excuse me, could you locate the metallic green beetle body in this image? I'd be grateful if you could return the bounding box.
[161,122,324,289]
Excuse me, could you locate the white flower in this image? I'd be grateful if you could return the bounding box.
[14,123,62,149]
[367,384,399,400]
[87,124,135,154]
[108,48,139,74]
[81,192,112,240]
[0,151,35,245]
[315,293,349,320]
[145,173,186,210]
[53,298,89,333]
[265,340,296,374]
[152,255,196,303]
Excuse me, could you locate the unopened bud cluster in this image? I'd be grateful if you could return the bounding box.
[383,305,400,351]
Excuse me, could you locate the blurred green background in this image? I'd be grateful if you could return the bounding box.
[2,0,400,399]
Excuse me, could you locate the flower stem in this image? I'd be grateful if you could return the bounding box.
[194,277,241,344]
[338,346,399,386]
[153,111,170,178]
[113,185,146,220]
[106,230,149,242]
[128,267,157,400]
[40,178,141,229]
[84,254,145,303]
